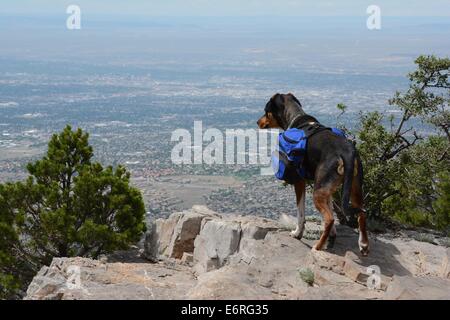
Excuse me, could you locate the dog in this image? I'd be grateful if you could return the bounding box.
[257,93,369,255]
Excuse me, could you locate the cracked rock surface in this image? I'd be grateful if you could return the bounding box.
[25,206,450,300]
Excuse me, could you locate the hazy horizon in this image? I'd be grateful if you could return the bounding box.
[2,0,450,16]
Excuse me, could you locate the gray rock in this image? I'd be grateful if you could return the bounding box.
[143,222,159,262]
[342,253,391,291]
[189,231,312,299]
[440,248,450,279]
[188,267,275,300]
[143,206,218,261]
[152,212,183,257]
[193,219,242,274]
[384,275,450,300]
[190,205,221,217]
[26,257,196,300]
[167,211,205,259]
[238,216,281,241]
[307,248,346,274]
[24,206,450,300]
[25,266,66,300]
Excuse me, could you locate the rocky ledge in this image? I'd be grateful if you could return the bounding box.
[25,206,450,300]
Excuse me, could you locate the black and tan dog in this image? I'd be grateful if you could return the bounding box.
[257,93,369,255]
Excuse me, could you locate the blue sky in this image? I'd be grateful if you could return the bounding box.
[2,0,450,16]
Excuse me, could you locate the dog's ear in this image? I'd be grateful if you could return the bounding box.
[287,93,302,108]
[271,93,285,111]
[264,94,286,128]
[265,93,282,114]
[271,93,281,100]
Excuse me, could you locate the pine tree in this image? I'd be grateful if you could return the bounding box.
[333,55,449,230]
[0,125,146,298]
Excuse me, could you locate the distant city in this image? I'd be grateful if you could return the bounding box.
[1,15,449,221]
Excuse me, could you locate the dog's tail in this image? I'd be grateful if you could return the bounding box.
[341,147,356,218]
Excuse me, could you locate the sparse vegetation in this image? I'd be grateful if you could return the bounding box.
[438,237,450,248]
[303,229,321,241]
[411,233,437,245]
[367,218,388,233]
[306,215,322,223]
[298,268,315,286]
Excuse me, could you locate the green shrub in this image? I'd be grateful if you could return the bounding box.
[335,55,450,232]
[0,125,146,298]
[298,268,315,286]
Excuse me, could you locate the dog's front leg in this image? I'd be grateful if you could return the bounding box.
[291,180,306,239]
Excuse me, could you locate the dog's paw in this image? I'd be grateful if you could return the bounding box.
[290,227,303,239]
[359,235,369,256]
[359,243,370,257]
[290,230,301,239]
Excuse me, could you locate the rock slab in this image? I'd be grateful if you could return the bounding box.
[26,207,450,300]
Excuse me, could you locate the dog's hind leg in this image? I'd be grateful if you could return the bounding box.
[290,180,306,239]
[351,171,370,256]
[312,188,335,251]
[312,159,342,251]
[327,198,337,248]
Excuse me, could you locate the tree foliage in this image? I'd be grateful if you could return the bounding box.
[0,125,146,298]
[336,55,449,233]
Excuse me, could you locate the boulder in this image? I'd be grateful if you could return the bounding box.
[237,215,281,241]
[166,212,205,259]
[193,220,242,274]
[26,257,105,300]
[143,206,217,261]
[233,238,261,265]
[25,265,67,300]
[150,212,183,258]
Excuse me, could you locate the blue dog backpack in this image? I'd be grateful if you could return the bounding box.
[271,126,346,184]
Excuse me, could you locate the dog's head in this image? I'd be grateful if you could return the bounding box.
[257,93,304,130]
